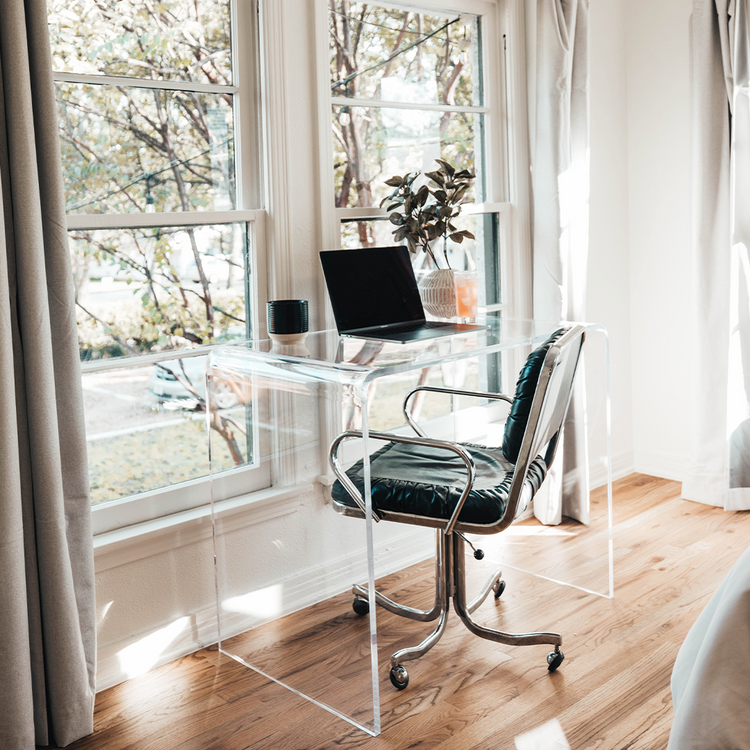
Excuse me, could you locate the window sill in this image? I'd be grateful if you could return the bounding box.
[93,482,312,573]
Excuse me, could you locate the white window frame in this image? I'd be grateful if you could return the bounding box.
[314,0,532,324]
[53,0,276,534]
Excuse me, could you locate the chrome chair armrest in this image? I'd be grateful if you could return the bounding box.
[329,429,476,535]
[403,385,513,438]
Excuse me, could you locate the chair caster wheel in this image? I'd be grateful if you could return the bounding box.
[547,647,564,672]
[389,665,409,690]
[493,580,506,599]
[352,597,369,616]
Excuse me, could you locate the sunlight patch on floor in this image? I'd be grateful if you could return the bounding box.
[515,718,571,750]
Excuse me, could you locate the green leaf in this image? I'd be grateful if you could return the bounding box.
[450,232,466,244]
[433,189,447,204]
[386,203,401,212]
[389,214,406,225]
[384,176,403,187]
[435,159,455,176]
[416,185,429,206]
[454,184,469,202]
[462,230,476,240]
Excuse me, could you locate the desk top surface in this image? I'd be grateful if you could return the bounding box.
[207,317,599,384]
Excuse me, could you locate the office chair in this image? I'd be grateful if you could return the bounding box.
[328,325,586,689]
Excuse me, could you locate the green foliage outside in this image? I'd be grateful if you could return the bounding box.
[330,1,480,239]
[49,0,233,215]
[76,288,244,360]
[70,224,246,360]
[50,0,243,363]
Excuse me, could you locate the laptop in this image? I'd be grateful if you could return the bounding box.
[319,246,483,343]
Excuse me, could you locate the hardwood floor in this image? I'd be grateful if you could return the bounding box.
[64,475,750,750]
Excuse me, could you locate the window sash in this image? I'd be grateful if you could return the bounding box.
[50,0,269,526]
[77,212,268,530]
[330,95,488,114]
[53,71,238,96]
[67,209,264,232]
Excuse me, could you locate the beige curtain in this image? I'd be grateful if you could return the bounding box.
[0,1,96,747]
[527,0,591,525]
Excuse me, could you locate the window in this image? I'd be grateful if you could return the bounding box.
[48,0,267,532]
[322,0,521,427]
[325,0,510,309]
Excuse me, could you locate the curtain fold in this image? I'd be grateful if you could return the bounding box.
[0,0,96,747]
[527,0,591,525]
[685,0,750,510]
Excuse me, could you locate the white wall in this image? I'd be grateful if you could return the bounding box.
[588,0,634,481]
[587,0,694,483]
[625,0,693,480]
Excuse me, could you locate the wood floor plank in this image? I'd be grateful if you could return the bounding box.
[59,475,750,750]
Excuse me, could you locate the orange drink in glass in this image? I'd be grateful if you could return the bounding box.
[454,271,478,318]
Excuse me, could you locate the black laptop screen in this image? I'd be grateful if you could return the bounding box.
[320,246,425,332]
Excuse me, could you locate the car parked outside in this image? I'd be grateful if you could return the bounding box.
[149,355,250,409]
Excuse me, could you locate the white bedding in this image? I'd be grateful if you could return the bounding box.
[668,544,750,748]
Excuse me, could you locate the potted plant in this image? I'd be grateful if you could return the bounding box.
[380,159,476,317]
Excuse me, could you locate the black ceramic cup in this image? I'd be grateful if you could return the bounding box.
[267,299,309,340]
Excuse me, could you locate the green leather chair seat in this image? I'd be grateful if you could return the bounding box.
[331,440,549,525]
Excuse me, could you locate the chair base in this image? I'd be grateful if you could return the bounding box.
[353,530,563,688]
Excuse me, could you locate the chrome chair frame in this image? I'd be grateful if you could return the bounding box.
[328,325,586,688]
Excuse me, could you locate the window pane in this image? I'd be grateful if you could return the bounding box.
[329,3,479,107]
[84,355,250,505]
[72,223,248,362]
[340,212,500,306]
[333,105,478,208]
[57,82,234,214]
[48,0,232,85]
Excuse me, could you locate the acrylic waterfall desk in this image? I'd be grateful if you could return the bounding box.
[206,317,612,736]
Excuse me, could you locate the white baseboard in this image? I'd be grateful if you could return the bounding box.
[634,448,685,482]
[589,448,635,489]
[96,527,434,692]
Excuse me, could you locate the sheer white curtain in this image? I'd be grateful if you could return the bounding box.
[526,0,590,525]
[685,0,750,511]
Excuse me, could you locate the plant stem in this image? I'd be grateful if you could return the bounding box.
[443,236,452,270]
[422,238,439,267]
